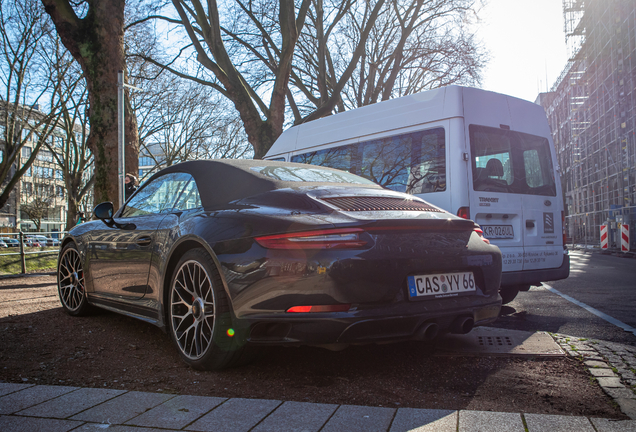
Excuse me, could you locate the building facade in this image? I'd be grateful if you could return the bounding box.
[539,0,636,250]
[18,142,68,233]
[1,104,92,235]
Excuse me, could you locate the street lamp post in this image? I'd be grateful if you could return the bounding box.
[117,71,142,210]
[117,71,125,210]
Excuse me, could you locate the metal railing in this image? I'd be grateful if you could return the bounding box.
[0,231,66,274]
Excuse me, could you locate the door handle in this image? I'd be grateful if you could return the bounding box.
[526,220,535,228]
[136,236,152,246]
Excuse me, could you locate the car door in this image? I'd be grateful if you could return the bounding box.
[88,172,193,300]
[145,175,204,301]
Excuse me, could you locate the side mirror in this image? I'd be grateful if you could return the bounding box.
[93,201,136,230]
[94,202,114,221]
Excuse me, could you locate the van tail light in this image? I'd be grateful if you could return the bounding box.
[255,228,366,250]
[286,304,351,313]
[474,227,490,244]
[457,206,470,219]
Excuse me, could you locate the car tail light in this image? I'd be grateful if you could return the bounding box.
[457,206,470,219]
[286,304,351,313]
[255,228,366,250]
[474,227,490,244]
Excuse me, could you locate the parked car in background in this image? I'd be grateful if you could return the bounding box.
[0,237,19,247]
[0,239,7,248]
[29,235,54,246]
[46,237,61,246]
[58,159,503,370]
[23,237,42,247]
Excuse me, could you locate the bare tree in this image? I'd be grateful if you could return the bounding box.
[294,0,486,113]
[344,0,485,108]
[131,0,484,159]
[141,0,315,159]
[21,184,54,231]
[45,54,95,231]
[41,0,140,207]
[0,0,72,211]
[290,0,387,122]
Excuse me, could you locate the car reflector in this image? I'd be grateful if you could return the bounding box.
[286,304,351,313]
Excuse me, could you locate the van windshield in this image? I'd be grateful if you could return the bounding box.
[470,125,556,196]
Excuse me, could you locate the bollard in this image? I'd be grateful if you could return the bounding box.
[19,231,26,274]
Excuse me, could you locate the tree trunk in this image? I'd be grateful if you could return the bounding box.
[42,0,139,208]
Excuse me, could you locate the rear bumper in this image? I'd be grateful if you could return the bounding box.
[242,299,501,346]
[500,253,570,287]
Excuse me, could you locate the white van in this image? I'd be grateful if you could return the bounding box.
[265,85,570,303]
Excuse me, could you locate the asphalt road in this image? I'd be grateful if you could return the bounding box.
[491,250,636,345]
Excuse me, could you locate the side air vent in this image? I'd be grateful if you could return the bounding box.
[322,196,444,212]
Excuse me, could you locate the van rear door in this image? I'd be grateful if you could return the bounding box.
[468,125,563,275]
[514,133,564,272]
[469,125,524,273]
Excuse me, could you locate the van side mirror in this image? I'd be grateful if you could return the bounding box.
[94,202,114,221]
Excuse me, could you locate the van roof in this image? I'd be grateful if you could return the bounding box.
[267,85,547,157]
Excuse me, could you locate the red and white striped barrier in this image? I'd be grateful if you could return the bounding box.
[621,224,630,252]
[600,224,608,249]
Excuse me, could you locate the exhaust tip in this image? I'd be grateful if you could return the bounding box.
[415,322,439,341]
[451,316,474,334]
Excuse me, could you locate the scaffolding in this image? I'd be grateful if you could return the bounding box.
[541,0,636,250]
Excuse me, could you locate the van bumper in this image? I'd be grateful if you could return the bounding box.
[500,253,570,286]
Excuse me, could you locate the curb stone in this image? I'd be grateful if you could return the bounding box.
[553,334,636,419]
[1,383,635,432]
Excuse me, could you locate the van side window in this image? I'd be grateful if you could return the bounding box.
[291,127,446,195]
[470,125,556,196]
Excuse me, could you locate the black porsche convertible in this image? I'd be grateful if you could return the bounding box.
[57,159,502,370]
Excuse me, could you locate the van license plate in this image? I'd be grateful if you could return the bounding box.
[481,225,514,239]
[407,272,476,300]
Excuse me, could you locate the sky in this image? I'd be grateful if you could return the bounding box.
[477,0,570,102]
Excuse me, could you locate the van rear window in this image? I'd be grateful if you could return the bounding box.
[291,128,446,194]
[470,125,556,196]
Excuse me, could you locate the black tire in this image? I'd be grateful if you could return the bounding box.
[168,248,252,370]
[57,243,92,316]
[499,285,521,305]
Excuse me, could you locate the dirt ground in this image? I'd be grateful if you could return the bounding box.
[0,274,628,419]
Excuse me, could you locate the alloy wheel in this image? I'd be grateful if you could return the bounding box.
[58,247,86,312]
[170,260,216,360]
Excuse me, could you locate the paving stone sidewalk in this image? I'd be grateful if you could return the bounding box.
[1,382,636,432]
[554,334,636,420]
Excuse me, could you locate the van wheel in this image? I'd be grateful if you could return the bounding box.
[499,286,520,304]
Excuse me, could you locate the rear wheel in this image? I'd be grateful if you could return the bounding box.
[57,243,91,316]
[168,248,251,370]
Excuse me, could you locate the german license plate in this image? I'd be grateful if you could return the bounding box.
[407,272,476,299]
[481,225,514,239]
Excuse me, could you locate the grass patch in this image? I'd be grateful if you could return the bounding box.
[0,248,59,275]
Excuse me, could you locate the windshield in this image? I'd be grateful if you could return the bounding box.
[470,125,556,196]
